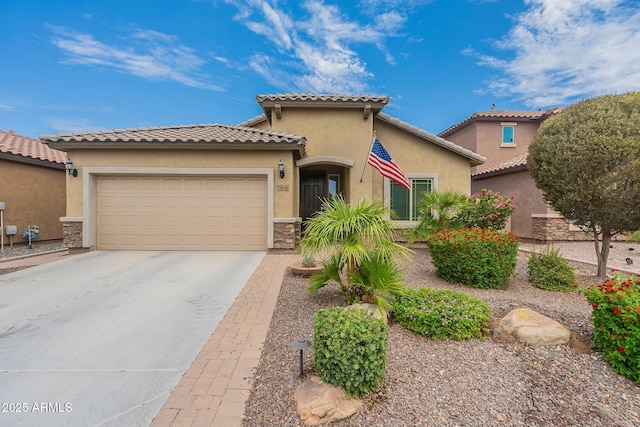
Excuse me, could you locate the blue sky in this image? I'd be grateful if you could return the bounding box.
[1,0,639,139]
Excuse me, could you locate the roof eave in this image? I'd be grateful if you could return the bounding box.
[472,164,528,180]
[0,152,66,170]
[43,140,306,155]
[376,113,486,166]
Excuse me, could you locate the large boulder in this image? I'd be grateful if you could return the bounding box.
[498,307,570,345]
[294,376,363,426]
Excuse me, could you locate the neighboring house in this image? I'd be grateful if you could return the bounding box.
[41,93,485,252]
[0,129,66,245]
[439,108,590,241]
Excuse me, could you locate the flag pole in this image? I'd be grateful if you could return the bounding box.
[360,132,377,183]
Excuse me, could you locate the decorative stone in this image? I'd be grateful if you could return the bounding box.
[498,308,570,345]
[294,376,363,426]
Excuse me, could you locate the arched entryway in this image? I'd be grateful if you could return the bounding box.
[297,156,354,228]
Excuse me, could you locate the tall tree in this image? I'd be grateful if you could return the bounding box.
[528,92,640,277]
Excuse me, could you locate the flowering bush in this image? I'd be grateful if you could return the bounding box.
[393,287,491,340]
[427,227,520,289]
[457,189,516,230]
[584,272,640,383]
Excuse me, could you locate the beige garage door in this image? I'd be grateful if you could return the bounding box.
[96,176,267,250]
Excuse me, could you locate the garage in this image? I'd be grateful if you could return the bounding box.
[96,175,268,250]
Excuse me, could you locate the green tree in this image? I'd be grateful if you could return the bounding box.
[300,196,411,316]
[528,92,640,277]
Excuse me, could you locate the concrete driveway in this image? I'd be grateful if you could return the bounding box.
[0,250,265,427]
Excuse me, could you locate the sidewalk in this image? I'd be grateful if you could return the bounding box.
[149,252,293,427]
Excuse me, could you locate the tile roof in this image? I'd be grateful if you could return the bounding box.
[376,112,486,166]
[439,108,563,137]
[41,123,306,153]
[0,129,66,165]
[256,93,390,105]
[472,152,529,178]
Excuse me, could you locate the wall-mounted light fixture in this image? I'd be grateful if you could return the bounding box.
[65,158,78,177]
[278,160,285,179]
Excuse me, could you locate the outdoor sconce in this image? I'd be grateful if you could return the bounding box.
[292,338,312,377]
[278,160,285,179]
[65,158,78,177]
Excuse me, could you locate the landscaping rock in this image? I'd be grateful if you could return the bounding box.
[294,376,363,426]
[498,307,571,345]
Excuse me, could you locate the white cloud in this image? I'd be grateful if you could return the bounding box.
[45,117,102,134]
[226,0,413,93]
[472,0,640,107]
[47,25,224,91]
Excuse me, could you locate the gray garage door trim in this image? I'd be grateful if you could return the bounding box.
[80,167,274,249]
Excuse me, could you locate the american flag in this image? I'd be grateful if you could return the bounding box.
[367,136,411,190]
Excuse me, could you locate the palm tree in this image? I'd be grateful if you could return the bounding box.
[300,196,411,316]
[405,190,470,242]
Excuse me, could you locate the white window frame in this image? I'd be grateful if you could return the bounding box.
[501,122,517,147]
[384,173,438,226]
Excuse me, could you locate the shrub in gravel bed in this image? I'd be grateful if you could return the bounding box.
[392,287,491,339]
[427,227,519,289]
[312,306,389,398]
[527,246,577,292]
[584,272,640,383]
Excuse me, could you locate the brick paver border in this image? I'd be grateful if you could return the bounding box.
[150,252,292,427]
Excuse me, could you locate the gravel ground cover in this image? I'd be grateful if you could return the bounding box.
[243,247,640,427]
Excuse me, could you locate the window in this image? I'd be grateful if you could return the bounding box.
[501,123,516,145]
[390,178,433,221]
[328,174,340,198]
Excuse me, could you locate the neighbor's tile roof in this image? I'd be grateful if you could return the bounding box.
[439,108,562,137]
[472,152,529,178]
[256,93,390,104]
[376,112,486,166]
[0,129,66,164]
[41,123,306,152]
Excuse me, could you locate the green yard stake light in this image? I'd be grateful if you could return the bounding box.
[292,339,311,378]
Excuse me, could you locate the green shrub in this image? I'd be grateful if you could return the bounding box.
[393,287,491,339]
[628,230,640,243]
[527,246,577,292]
[584,272,640,384]
[427,227,520,289]
[312,306,389,398]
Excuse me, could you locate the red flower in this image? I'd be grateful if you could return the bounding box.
[619,346,625,354]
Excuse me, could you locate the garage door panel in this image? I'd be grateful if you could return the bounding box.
[97,175,267,250]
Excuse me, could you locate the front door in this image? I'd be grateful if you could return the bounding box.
[300,171,325,224]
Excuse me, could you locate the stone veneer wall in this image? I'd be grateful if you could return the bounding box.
[62,221,83,248]
[273,220,302,249]
[532,216,629,242]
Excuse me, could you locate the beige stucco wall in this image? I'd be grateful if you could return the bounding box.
[269,108,375,201]
[266,108,472,201]
[64,149,297,219]
[472,169,549,239]
[374,121,472,196]
[0,159,65,243]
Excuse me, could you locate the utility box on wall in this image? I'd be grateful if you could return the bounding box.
[0,202,5,210]
[6,225,17,235]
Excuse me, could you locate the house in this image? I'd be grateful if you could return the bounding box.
[41,93,485,252]
[439,108,590,241]
[0,129,67,245]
